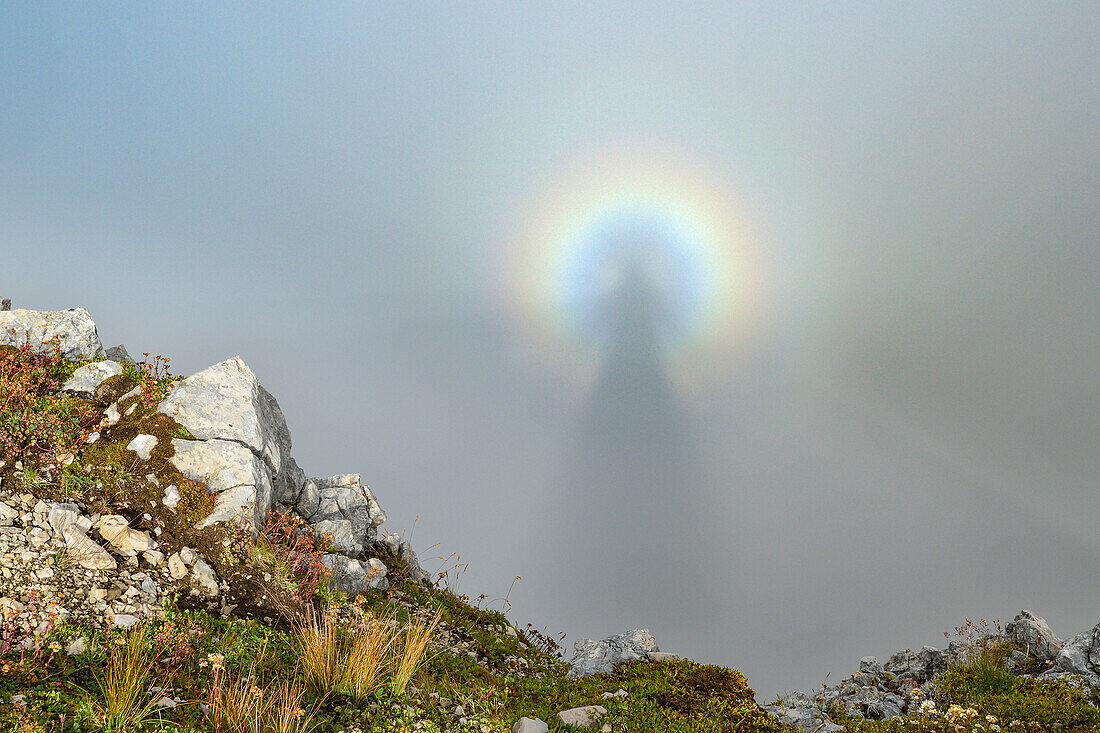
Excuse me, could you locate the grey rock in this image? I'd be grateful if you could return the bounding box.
[62,360,123,395]
[1055,621,1100,684]
[322,554,389,593]
[170,437,272,529]
[272,456,306,505]
[112,614,139,629]
[190,559,220,597]
[158,356,292,477]
[0,307,106,360]
[382,532,431,584]
[65,637,88,656]
[126,434,158,461]
[1007,610,1063,662]
[511,718,549,733]
[105,344,136,364]
[568,629,659,678]
[555,705,606,728]
[296,478,320,518]
[859,655,884,677]
[764,703,843,733]
[646,651,680,663]
[308,474,386,553]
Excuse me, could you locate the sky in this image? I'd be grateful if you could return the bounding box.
[3,2,1099,701]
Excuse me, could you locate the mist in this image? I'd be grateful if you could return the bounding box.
[3,3,1099,700]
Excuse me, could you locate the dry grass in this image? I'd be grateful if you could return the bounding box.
[294,602,440,700]
[339,606,398,699]
[391,608,443,696]
[87,626,163,733]
[210,663,320,733]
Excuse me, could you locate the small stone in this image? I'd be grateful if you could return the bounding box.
[168,553,187,579]
[555,705,607,728]
[190,559,219,597]
[179,546,196,565]
[163,485,180,508]
[142,549,165,566]
[126,434,157,461]
[65,637,88,656]
[62,361,124,396]
[112,614,139,629]
[512,719,549,733]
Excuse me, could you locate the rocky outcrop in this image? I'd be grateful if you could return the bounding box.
[0,306,431,633]
[767,610,1100,728]
[0,307,106,360]
[1007,609,1063,662]
[568,629,660,678]
[158,356,293,481]
[1050,621,1100,686]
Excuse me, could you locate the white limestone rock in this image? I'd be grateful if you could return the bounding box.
[167,552,188,580]
[0,308,106,360]
[555,706,607,728]
[62,526,117,570]
[62,360,124,395]
[163,484,180,509]
[170,438,272,528]
[47,503,91,536]
[97,515,156,555]
[126,434,157,461]
[512,718,549,733]
[0,500,21,526]
[158,357,292,477]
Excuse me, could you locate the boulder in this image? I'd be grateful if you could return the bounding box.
[0,307,106,360]
[190,559,220,597]
[158,357,292,478]
[62,360,123,395]
[47,503,88,535]
[1007,610,1063,662]
[568,629,659,678]
[97,515,156,555]
[170,438,272,528]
